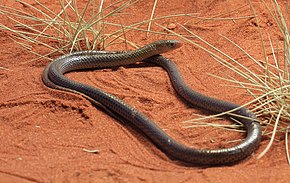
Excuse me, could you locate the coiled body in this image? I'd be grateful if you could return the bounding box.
[42,40,261,165]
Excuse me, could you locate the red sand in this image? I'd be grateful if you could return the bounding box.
[0,0,289,182]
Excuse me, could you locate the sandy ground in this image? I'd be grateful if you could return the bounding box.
[0,0,290,182]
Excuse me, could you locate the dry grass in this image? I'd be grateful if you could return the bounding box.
[0,0,254,64]
[0,0,140,62]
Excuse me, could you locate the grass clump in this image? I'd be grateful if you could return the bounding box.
[0,0,138,62]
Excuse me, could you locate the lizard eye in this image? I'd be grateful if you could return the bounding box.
[169,42,175,47]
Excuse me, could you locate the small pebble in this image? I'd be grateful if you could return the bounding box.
[167,23,177,30]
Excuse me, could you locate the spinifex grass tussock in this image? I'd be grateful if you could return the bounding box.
[161,0,289,162]
[0,0,140,62]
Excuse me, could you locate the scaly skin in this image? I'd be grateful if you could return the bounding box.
[42,40,261,165]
